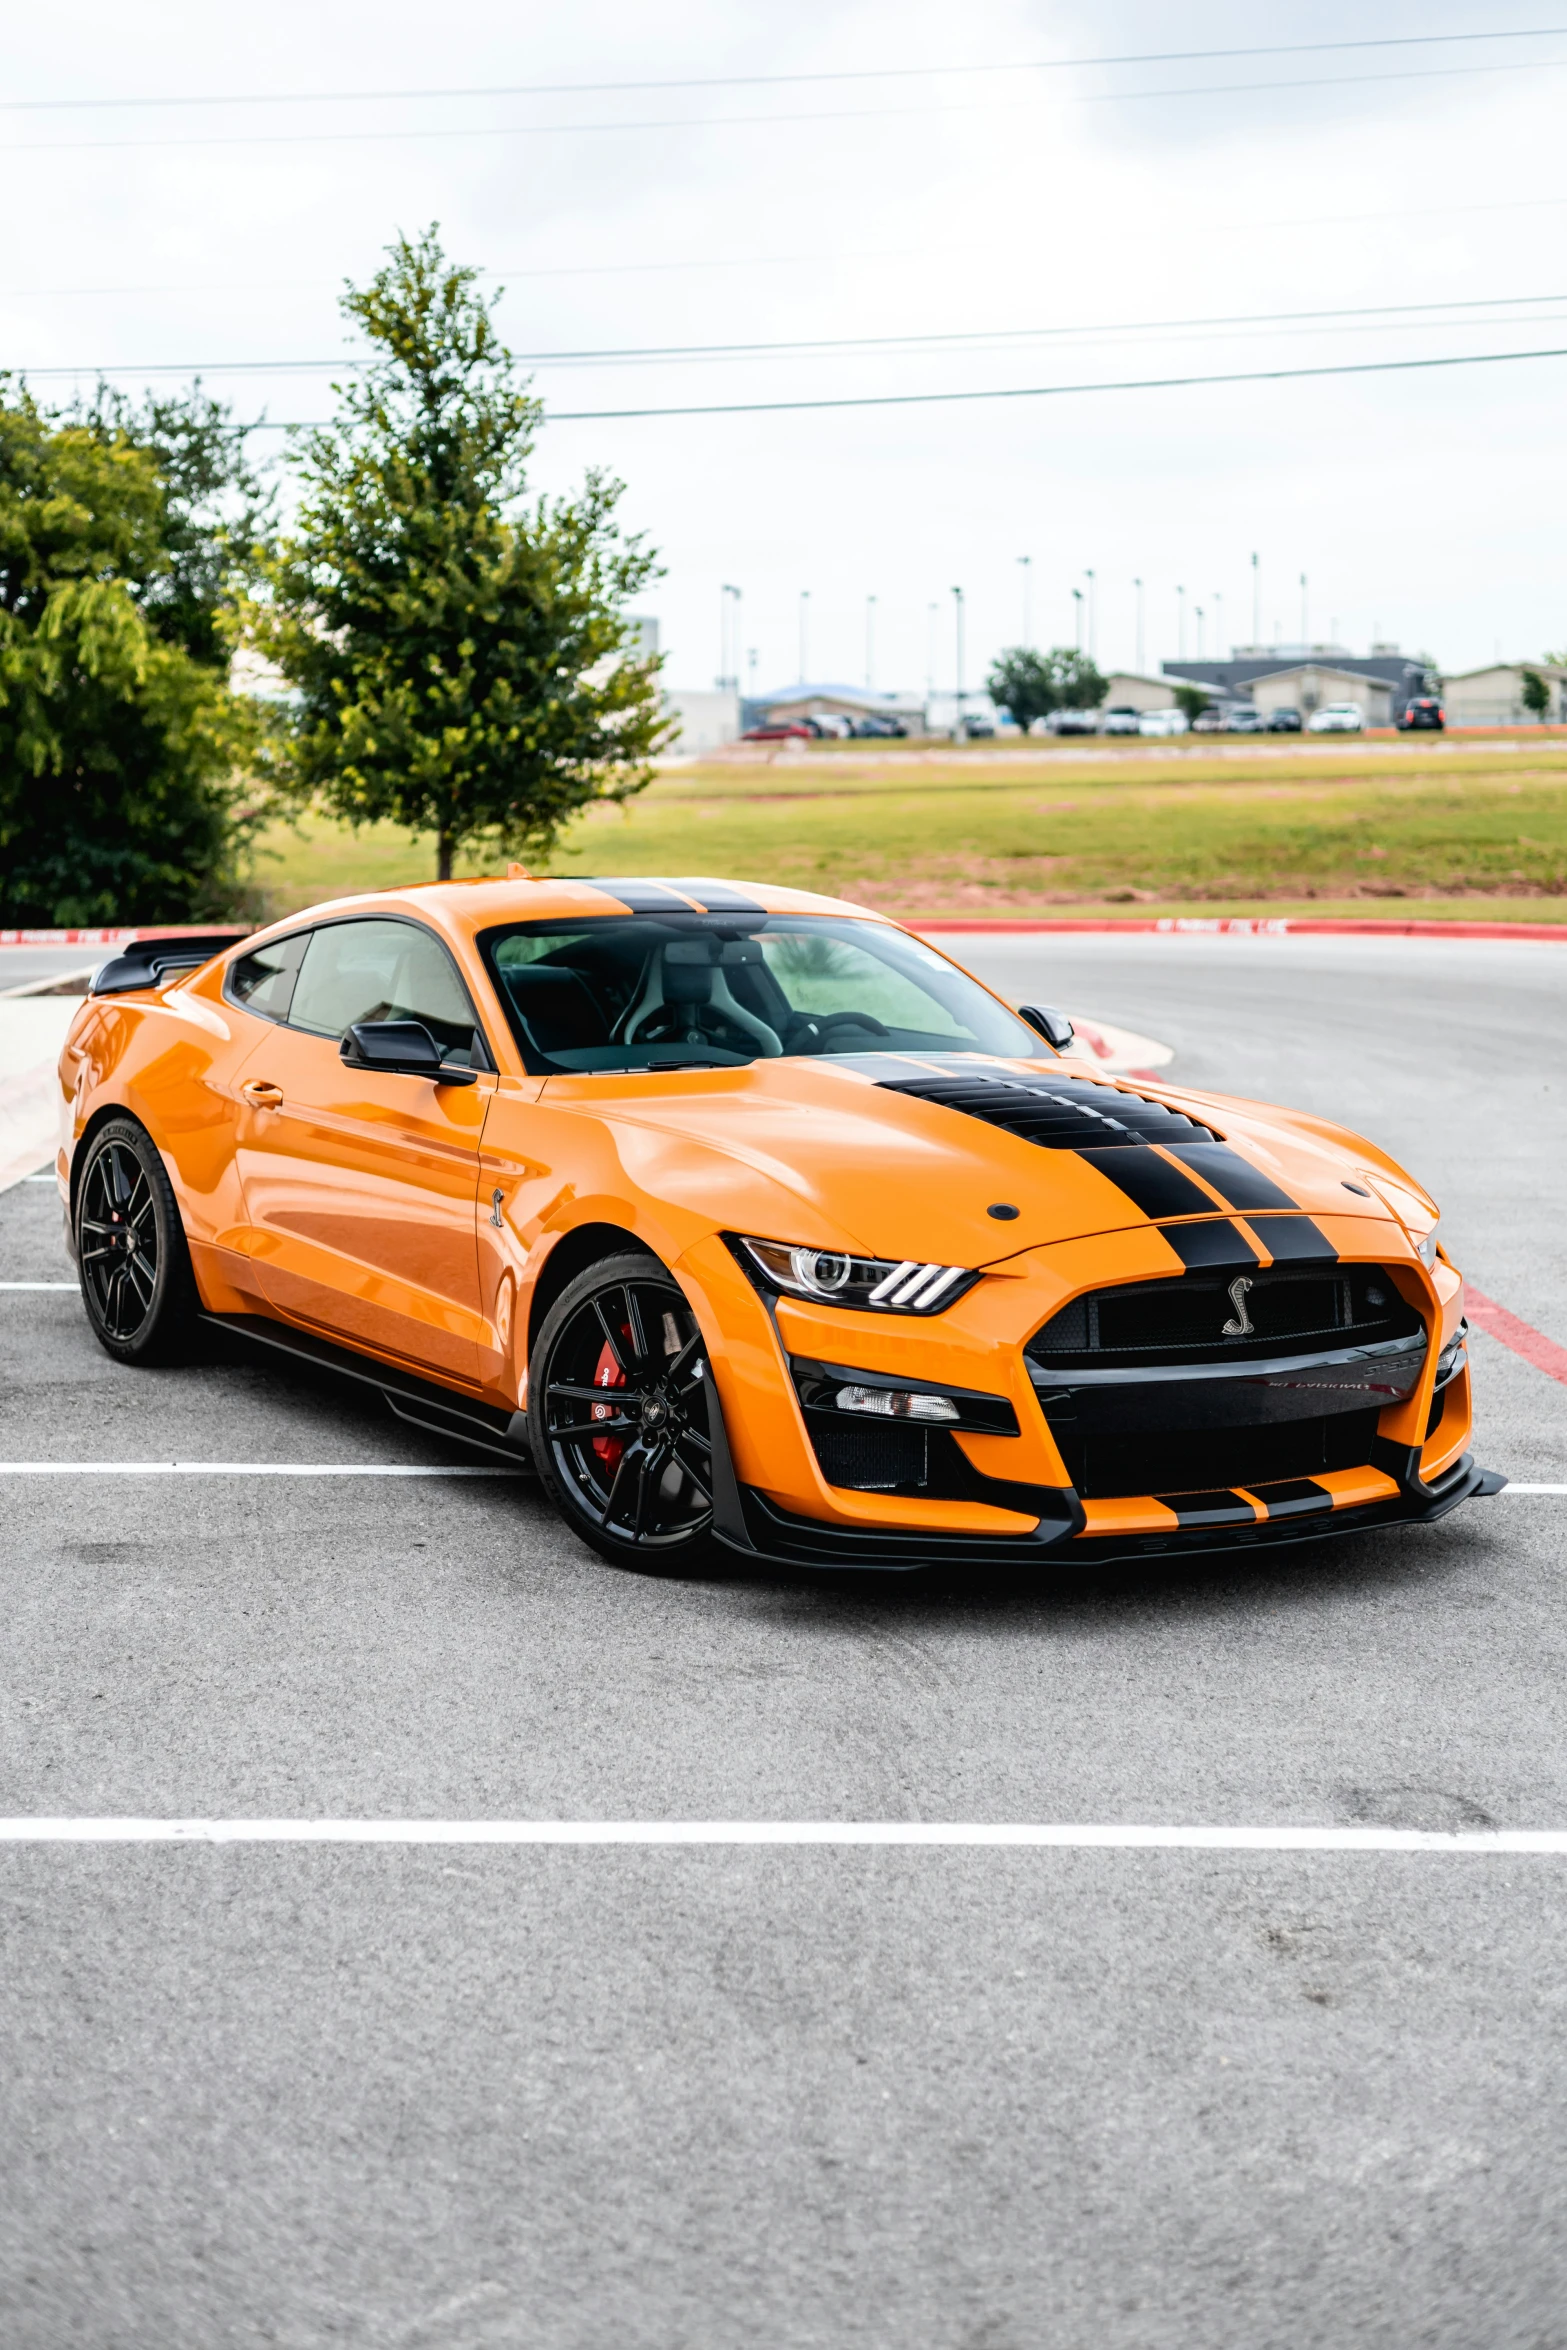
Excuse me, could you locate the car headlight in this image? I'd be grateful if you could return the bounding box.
[1416,1223,1441,1267]
[733,1235,978,1314]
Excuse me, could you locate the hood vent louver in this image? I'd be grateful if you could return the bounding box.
[876,1071,1220,1151]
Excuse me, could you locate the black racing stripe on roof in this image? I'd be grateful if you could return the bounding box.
[577,879,699,912]
[1252,1215,1338,1262]
[1077,1147,1219,1220]
[1161,1219,1261,1269]
[1156,1491,1258,1526]
[665,879,769,912]
[1165,1142,1300,1214]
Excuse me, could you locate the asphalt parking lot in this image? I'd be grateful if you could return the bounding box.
[2,931,1565,2348]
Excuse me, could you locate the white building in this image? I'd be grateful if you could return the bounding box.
[1099,669,1207,714]
[1440,663,1567,725]
[752,682,927,733]
[1242,663,1395,726]
[661,689,741,755]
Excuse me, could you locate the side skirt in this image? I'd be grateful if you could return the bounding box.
[197,1311,532,1468]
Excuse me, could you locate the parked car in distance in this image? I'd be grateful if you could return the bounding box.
[1307,702,1366,734]
[805,713,854,739]
[1399,696,1445,731]
[1138,708,1190,736]
[1226,703,1266,734]
[1100,705,1141,736]
[852,715,908,738]
[1267,706,1303,733]
[741,722,812,742]
[960,713,996,739]
[1046,708,1099,736]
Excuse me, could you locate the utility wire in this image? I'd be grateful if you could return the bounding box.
[227,340,1567,428]
[22,290,1567,380]
[4,57,1565,155]
[6,24,1564,111]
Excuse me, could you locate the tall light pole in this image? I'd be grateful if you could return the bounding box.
[1133,577,1144,673]
[1213,590,1224,659]
[1018,555,1032,647]
[865,594,877,691]
[1084,568,1096,663]
[1195,604,1205,660]
[1250,550,1260,648]
[1071,587,1084,654]
[1176,584,1186,663]
[951,586,966,738]
[719,582,741,690]
[799,589,810,683]
[1299,572,1308,646]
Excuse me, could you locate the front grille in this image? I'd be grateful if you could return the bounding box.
[1027,1266,1421,1368]
[1052,1410,1381,1499]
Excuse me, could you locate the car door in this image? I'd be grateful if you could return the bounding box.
[232,915,495,1382]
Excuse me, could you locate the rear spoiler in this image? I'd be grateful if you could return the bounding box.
[90,930,253,996]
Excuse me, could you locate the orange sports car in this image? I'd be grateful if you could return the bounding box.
[54,877,1498,1572]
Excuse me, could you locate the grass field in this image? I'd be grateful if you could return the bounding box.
[250,736,1567,923]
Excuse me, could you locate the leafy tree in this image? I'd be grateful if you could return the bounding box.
[1172,682,1212,724]
[986,646,1107,732]
[250,227,669,879]
[1520,667,1550,721]
[0,381,261,926]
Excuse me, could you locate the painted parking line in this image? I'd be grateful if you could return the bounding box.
[0,1282,74,1291]
[1466,1288,1567,1387]
[0,1462,524,1477]
[3,1818,1567,1851]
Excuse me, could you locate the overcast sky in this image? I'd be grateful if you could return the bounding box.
[9,0,1567,692]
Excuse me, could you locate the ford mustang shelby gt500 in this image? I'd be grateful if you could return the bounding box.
[54,877,1497,1571]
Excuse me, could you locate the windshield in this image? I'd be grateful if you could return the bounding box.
[479,913,1042,1075]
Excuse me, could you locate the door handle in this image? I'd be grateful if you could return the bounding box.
[242,1080,284,1109]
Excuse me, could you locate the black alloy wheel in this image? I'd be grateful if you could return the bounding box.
[529,1252,716,1571]
[75,1117,198,1364]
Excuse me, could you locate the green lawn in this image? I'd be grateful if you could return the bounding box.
[250,739,1567,923]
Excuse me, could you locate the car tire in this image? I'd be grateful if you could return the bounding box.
[74,1116,201,1365]
[528,1250,718,1574]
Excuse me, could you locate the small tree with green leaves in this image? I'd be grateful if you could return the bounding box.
[251,227,669,879]
[0,380,262,926]
[986,646,1107,732]
[1172,682,1211,725]
[1520,667,1551,722]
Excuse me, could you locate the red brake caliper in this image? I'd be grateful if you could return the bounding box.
[591,1332,631,1467]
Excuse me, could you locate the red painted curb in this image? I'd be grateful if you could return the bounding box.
[1465,1289,1567,1389]
[909,917,1567,940]
[0,926,230,949]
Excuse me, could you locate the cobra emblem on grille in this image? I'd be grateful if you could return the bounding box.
[1222,1275,1255,1337]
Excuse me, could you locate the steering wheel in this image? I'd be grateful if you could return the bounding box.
[807,1011,891,1040]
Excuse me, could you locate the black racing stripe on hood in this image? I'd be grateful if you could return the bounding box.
[1076,1147,1218,1220]
[1251,1215,1338,1262]
[1162,1220,1260,1269]
[1164,1142,1300,1214]
[876,1070,1220,1147]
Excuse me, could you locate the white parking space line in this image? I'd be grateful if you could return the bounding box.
[1500,1483,1567,1494]
[0,1462,523,1477]
[0,1281,75,1290]
[3,1818,1567,1851]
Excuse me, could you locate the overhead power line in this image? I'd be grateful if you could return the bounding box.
[20,289,1567,381]
[6,24,1564,111]
[234,341,1567,429]
[4,57,1566,156]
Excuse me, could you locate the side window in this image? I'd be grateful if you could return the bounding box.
[287,919,484,1061]
[228,930,311,1022]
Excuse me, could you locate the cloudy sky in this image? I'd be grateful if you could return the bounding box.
[9,0,1567,693]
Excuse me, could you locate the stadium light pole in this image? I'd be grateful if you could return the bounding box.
[1176,584,1186,663]
[1133,577,1144,673]
[1251,551,1260,648]
[951,586,966,739]
[1071,587,1084,654]
[1018,555,1032,647]
[720,582,741,690]
[1300,572,1309,645]
[1084,568,1096,663]
[1195,604,1205,660]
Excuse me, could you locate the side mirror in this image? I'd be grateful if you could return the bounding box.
[341,1020,477,1086]
[1017,1004,1075,1051]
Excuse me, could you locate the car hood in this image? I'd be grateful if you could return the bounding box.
[543,1052,1410,1266]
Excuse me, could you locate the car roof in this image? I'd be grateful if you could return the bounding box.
[242,876,898,950]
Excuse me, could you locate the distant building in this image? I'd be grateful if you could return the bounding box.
[1166,644,1437,722]
[745,681,928,733]
[661,688,740,754]
[1440,662,1567,725]
[1099,669,1206,714]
